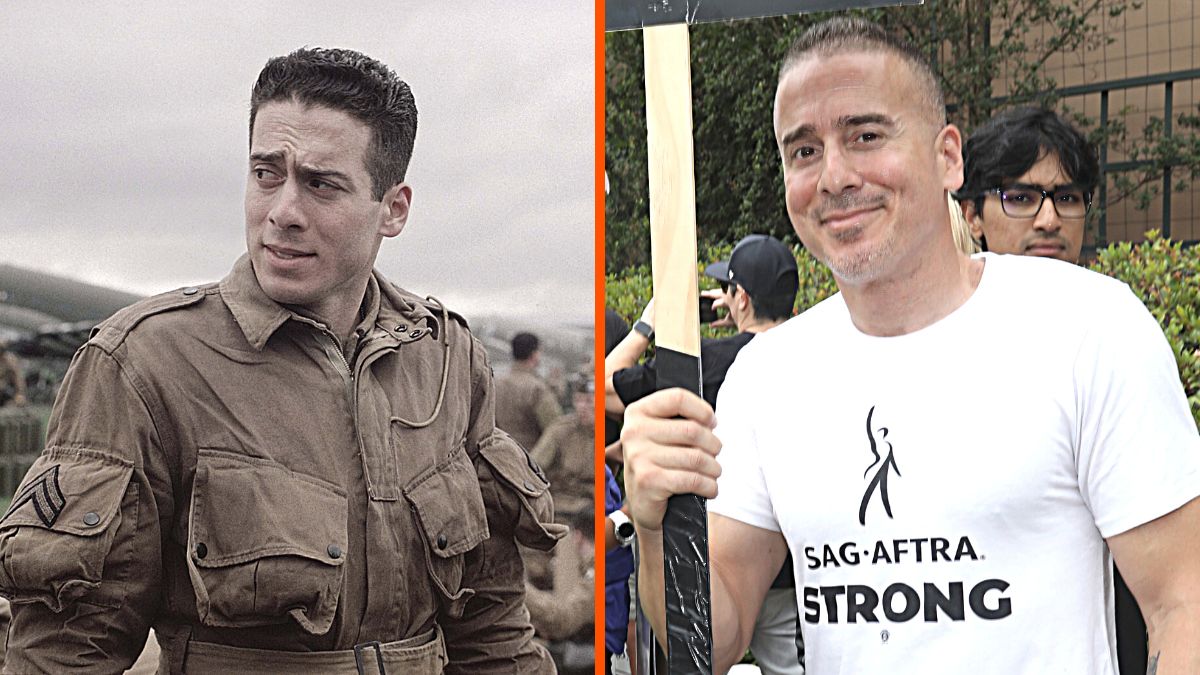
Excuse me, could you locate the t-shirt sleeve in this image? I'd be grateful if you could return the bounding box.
[1075,284,1200,538]
[612,360,658,406]
[707,345,780,532]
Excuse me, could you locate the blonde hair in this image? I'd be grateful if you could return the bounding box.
[948,192,979,255]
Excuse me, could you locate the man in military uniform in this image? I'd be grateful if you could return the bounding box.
[0,47,562,673]
[495,332,562,451]
[530,376,594,520]
[523,512,595,675]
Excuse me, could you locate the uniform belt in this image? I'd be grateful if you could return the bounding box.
[181,625,446,674]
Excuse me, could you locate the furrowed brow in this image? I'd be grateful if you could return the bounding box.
[780,114,894,147]
[780,123,816,148]
[249,151,284,164]
[837,114,893,129]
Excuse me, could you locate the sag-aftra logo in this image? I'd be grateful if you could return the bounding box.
[801,407,1013,625]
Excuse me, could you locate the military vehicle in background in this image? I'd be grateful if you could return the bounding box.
[0,264,143,404]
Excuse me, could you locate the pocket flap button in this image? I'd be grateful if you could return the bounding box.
[436,534,448,550]
[327,544,342,559]
[82,512,101,527]
[195,542,208,559]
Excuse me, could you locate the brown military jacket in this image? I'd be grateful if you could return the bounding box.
[0,256,564,674]
[529,414,594,520]
[494,364,561,451]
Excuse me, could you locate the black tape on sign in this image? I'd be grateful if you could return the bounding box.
[653,346,712,674]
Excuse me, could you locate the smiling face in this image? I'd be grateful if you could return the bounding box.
[963,152,1084,264]
[244,99,410,322]
[773,50,962,286]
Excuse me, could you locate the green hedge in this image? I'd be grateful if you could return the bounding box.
[605,234,1200,426]
[606,242,838,341]
[1089,232,1200,426]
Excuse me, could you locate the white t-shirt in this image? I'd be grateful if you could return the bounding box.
[709,253,1200,674]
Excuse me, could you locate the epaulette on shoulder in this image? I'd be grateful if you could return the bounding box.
[87,284,215,354]
[412,294,470,331]
[382,279,471,332]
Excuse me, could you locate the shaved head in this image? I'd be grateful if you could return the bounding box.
[779,16,945,128]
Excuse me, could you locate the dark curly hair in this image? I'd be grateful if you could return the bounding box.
[249,47,418,201]
[957,107,1099,215]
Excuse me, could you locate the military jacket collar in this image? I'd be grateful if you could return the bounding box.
[219,254,440,351]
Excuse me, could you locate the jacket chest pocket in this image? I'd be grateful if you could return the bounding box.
[186,449,348,635]
[403,442,488,618]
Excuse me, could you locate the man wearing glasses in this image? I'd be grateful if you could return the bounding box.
[957,107,1099,264]
[604,234,799,417]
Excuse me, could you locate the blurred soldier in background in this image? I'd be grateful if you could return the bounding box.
[524,510,595,675]
[531,374,595,519]
[496,332,563,450]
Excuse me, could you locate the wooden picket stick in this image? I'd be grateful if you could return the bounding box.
[643,24,711,675]
[609,4,921,673]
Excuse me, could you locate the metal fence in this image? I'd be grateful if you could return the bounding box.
[1056,68,1200,248]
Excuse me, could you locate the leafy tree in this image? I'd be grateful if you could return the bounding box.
[604,0,1197,273]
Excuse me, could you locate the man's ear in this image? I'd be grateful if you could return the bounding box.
[379,182,412,238]
[737,287,751,312]
[937,124,964,193]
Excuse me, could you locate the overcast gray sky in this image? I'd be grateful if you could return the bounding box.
[0,3,594,326]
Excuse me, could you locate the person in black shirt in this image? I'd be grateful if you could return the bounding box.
[604,234,798,413]
[603,234,805,675]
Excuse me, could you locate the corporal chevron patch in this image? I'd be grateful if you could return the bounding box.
[2,464,66,527]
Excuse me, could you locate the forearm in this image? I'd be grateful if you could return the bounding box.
[525,582,591,641]
[443,544,554,674]
[605,332,650,381]
[1146,605,1200,674]
[634,527,746,670]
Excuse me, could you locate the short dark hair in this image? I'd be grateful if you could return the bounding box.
[745,285,797,323]
[511,332,539,361]
[779,16,945,126]
[249,47,418,201]
[958,107,1100,216]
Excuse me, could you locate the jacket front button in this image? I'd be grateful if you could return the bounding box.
[82,512,100,527]
[195,543,208,559]
[436,534,448,550]
[327,544,343,559]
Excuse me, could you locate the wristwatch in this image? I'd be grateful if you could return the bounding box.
[633,320,654,340]
[610,509,636,547]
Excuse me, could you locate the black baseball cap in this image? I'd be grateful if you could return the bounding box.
[704,234,799,299]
